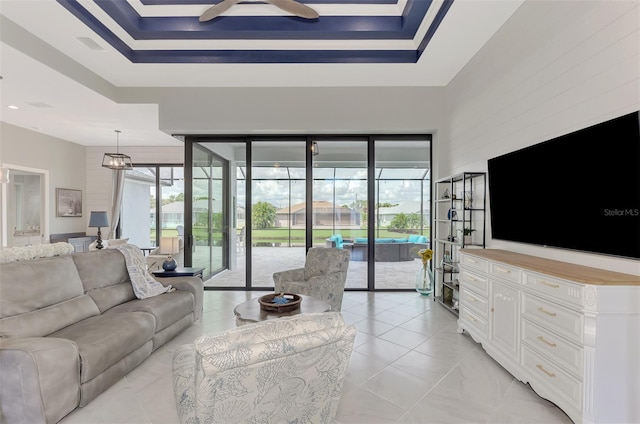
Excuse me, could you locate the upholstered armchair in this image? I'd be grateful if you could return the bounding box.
[172,312,356,424]
[273,247,350,311]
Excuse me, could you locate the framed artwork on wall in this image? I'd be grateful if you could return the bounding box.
[56,188,82,217]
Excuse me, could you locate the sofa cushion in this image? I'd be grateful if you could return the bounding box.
[0,256,85,318]
[0,296,100,339]
[73,250,136,312]
[0,256,101,338]
[105,290,194,332]
[329,234,343,249]
[408,234,427,243]
[50,312,155,383]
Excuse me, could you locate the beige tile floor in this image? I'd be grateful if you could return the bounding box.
[60,290,572,424]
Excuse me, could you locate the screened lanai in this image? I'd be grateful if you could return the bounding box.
[183,137,432,291]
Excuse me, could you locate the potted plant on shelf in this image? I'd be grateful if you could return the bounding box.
[459,228,475,245]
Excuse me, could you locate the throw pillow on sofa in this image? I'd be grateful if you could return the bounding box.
[107,238,129,246]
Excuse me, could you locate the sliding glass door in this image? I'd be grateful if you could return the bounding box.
[190,144,227,277]
[374,139,431,289]
[312,139,368,289]
[185,135,431,290]
[251,140,307,288]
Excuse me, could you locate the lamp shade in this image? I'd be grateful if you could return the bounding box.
[89,211,109,228]
[160,237,180,255]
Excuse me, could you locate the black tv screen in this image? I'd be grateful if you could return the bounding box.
[488,111,640,259]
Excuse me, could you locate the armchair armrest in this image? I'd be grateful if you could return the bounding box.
[0,337,80,424]
[272,268,305,285]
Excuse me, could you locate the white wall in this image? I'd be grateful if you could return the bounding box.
[0,122,87,238]
[119,87,447,135]
[443,1,640,274]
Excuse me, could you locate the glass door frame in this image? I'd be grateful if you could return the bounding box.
[183,134,432,291]
[184,140,230,278]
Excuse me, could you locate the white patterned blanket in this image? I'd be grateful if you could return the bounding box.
[116,244,174,299]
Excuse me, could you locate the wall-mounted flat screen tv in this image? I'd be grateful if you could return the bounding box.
[488,111,640,259]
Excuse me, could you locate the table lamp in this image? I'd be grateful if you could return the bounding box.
[89,211,109,250]
[160,236,180,271]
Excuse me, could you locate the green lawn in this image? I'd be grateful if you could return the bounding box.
[152,227,430,245]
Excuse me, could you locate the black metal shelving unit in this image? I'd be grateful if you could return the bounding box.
[433,172,486,315]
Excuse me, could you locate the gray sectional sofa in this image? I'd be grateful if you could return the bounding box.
[0,248,203,424]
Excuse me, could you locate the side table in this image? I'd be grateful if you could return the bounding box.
[152,267,205,279]
[233,294,331,326]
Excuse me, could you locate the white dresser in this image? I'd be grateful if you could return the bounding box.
[458,249,640,424]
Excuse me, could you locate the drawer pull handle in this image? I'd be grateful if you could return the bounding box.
[539,280,560,289]
[468,276,478,282]
[537,336,557,347]
[467,315,477,323]
[536,364,556,378]
[468,295,477,302]
[469,259,478,263]
[495,267,511,274]
[537,307,557,317]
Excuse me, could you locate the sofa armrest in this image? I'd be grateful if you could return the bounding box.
[153,276,204,322]
[0,337,80,424]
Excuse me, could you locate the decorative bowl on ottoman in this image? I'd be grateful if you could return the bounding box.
[258,293,302,312]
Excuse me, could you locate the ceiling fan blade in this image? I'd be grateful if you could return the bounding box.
[199,0,242,22]
[263,0,319,19]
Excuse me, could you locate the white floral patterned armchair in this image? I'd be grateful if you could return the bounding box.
[172,312,356,424]
[273,247,350,312]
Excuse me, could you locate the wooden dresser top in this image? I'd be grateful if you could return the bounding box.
[460,249,640,286]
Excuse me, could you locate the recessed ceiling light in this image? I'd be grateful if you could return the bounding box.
[7,105,19,110]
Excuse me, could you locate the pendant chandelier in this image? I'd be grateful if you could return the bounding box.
[102,130,133,170]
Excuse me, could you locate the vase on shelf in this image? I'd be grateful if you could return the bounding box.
[415,261,434,296]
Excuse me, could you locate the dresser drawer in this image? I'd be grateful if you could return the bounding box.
[522,293,583,344]
[522,271,584,308]
[460,254,489,273]
[489,262,520,284]
[460,306,487,339]
[522,346,582,411]
[460,287,488,318]
[522,320,583,379]
[459,269,488,296]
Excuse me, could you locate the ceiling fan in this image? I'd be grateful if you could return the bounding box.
[199,0,319,22]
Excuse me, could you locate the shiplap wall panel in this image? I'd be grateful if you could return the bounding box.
[85,146,183,236]
[442,0,639,274]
